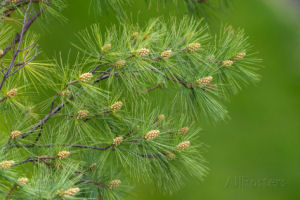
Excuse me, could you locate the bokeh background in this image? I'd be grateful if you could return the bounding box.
[34,0,300,199]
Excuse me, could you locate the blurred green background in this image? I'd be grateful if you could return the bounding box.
[35,0,300,199]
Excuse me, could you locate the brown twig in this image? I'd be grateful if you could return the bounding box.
[5,184,18,200]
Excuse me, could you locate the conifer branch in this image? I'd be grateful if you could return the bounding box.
[0,1,260,199]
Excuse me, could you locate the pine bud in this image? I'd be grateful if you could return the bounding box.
[102,43,111,52]
[113,136,123,146]
[61,90,71,97]
[131,32,138,39]
[89,163,97,170]
[10,131,21,138]
[115,60,126,68]
[187,43,201,52]
[176,141,190,150]
[110,101,123,112]
[79,73,93,82]
[7,88,18,97]
[138,48,150,57]
[57,151,70,159]
[161,50,172,59]
[76,110,88,119]
[180,127,189,136]
[196,76,213,86]
[166,152,175,161]
[222,60,233,67]
[108,179,121,189]
[0,49,3,56]
[17,177,29,185]
[0,160,14,169]
[63,187,80,197]
[235,52,246,60]
[157,114,165,121]
[145,130,160,140]
[56,189,64,196]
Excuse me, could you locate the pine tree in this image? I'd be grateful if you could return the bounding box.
[0,0,260,199]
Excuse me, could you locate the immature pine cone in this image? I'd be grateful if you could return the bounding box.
[131,32,138,39]
[157,114,165,121]
[0,160,14,169]
[110,101,123,112]
[115,60,126,68]
[7,88,18,97]
[113,136,123,146]
[138,48,150,57]
[0,49,3,56]
[176,141,190,150]
[17,177,29,185]
[108,179,121,189]
[166,152,176,161]
[63,187,80,197]
[235,52,246,60]
[196,76,213,86]
[102,43,111,52]
[180,127,189,136]
[161,50,172,59]
[57,151,70,159]
[76,110,88,119]
[79,73,93,82]
[145,130,160,140]
[187,43,201,52]
[10,131,21,138]
[222,60,233,67]
[61,90,71,97]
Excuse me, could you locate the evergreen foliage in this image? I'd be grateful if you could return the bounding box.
[0,0,260,199]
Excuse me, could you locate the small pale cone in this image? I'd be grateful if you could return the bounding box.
[61,90,71,97]
[180,127,189,136]
[111,101,123,112]
[10,131,21,138]
[138,48,150,57]
[7,88,18,97]
[56,189,64,195]
[102,43,111,52]
[166,152,176,161]
[108,179,121,189]
[161,50,172,59]
[132,32,138,39]
[187,43,201,52]
[223,60,233,67]
[176,141,190,150]
[79,73,93,82]
[157,114,165,121]
[17,177,29,185]
[0,160,15,169]
[209,55,215,61]
[235,52,246,60]
[0,49,3,55]
[76,110,88,119]
[196,76,213,86]
[115,60,126,68]
[57,151,70,159]
[145,130,160,140]
[113,136,123,146]
[63,187,80,196]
